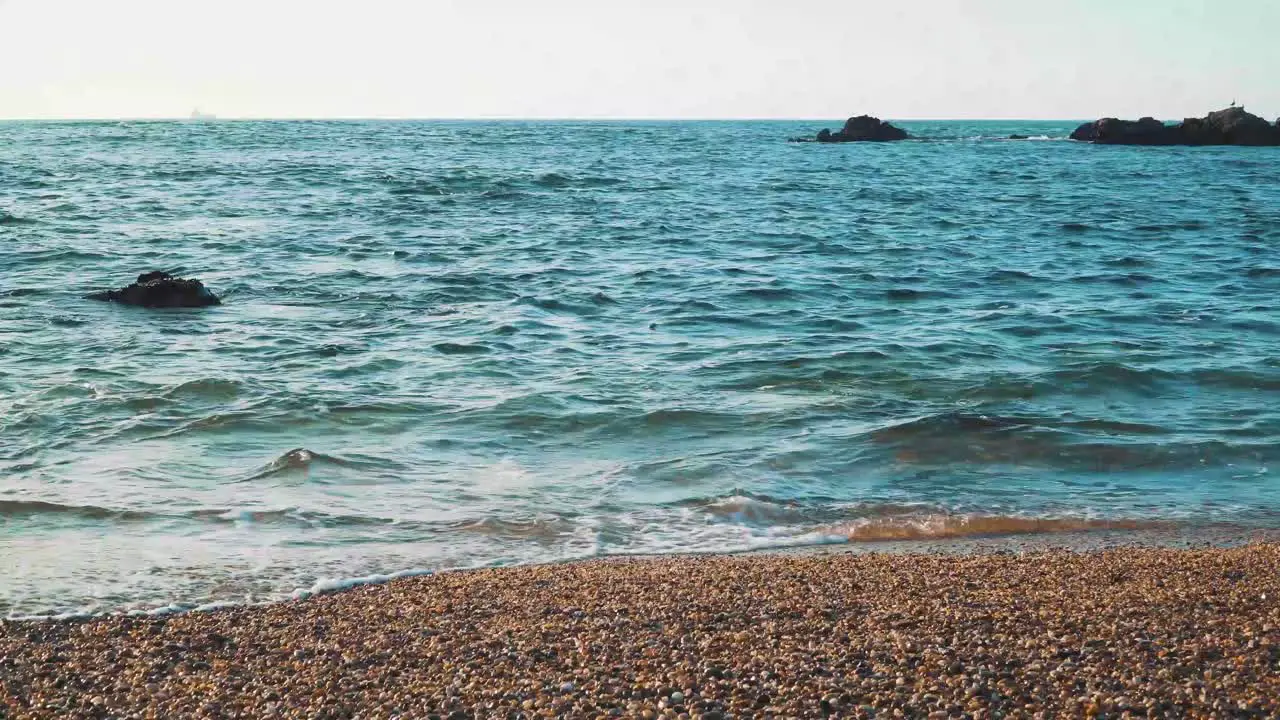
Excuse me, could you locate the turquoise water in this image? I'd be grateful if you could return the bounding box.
[2,120,1278,616]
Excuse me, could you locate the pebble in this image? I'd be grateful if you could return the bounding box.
[1,544,1278,719]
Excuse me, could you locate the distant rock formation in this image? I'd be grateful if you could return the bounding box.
[86,271,221,308]
[815,115,909,143]
[1069,107,1280,146]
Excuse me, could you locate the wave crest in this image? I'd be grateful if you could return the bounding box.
[840,514,1157,542]
[234,448,357,482]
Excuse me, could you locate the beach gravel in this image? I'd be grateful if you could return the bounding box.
[2,544,1279,719]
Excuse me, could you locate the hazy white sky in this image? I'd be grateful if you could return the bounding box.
[2,0,1276,120]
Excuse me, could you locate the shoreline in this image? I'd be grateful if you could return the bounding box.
[769,523,1280,558]
[4,536,1279,718]
[6,523,1278,622]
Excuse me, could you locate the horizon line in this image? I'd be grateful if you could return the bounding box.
[3,107,1269,123]
[0,115,1111,123]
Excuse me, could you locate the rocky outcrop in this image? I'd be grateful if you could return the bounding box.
[1070,107,1280,146]
[816,115,909,142]
[86,271,221,308]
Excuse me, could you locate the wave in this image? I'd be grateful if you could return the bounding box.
[5,491,1158,543]
[433,342,491,355]
[513,295,602,316]
[839,513,1157,541]
[0,211,37,225]
[869,410,1278,469]
[479,189,527,201]
[160,377,243,400]
[1045,361,1172,391]
[186,506,401,528]
[983,269,1043,283]
[380,169,622,199]
[686,492,817,525]
[709,349,1278,403]
[1134,220,1209,232]
[1103,256,1150,267]
[1186,368,1280,392]
[11,249,110,262]
[233,447,365,482]
[250,507,1152,603]
[955,363,1280,401]
[677,494,1161,543]
[736,286,798,301]
[1,287,45,297]
[0,496,408,529]
[703,354,1277,400]
[455,516,575,540]
[1069,272,1161,286]
[382,169,512,197]
[0,499,152,522]
[148,168,227,181]
[141,408,270,440]
[533,172,622,189]
[885,288,954,301]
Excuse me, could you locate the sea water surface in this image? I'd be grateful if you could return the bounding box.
[2,120,1279,616]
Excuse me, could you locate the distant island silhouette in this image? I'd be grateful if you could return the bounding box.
[791,115,909,143]
[1069,106,1280,146]
[793,107,1279,146]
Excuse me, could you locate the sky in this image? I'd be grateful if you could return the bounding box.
[1,0,1277,120]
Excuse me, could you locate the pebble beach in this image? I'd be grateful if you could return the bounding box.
[3,542,1278,719]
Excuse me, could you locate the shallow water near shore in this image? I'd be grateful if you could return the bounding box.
[2,119,1279,617]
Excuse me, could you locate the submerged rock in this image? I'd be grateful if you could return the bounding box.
[86,271,221,308]
[1070,106,1280,146]
[815,115,909,142]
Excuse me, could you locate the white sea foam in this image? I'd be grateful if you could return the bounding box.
[290,567,436,600]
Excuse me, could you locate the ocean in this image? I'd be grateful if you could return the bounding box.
[1,119,1278,617]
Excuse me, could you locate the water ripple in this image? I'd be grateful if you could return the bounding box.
[2,119,1278,616]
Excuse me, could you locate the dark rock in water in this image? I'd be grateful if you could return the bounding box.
[86,272,221,308]
[1069,116,1171,144]
[1008,134,1031,140]
[1068,121,1098,142]
[1070,107,1280,146]
[1199,106,1280,145]
[815,115,908,143]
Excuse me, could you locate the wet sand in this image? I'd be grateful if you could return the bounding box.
[2,538,1279,719]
